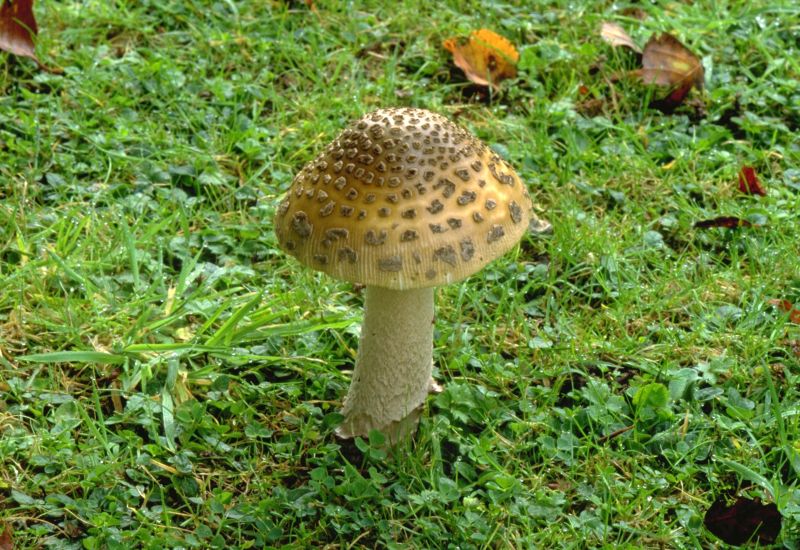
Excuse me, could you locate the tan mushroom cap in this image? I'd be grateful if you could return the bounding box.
[274,107,543,290]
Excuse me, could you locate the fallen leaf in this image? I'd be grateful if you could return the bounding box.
[768,299,800,324]
[738,166,766,196]
[704,495,781,545]
[443,29,519,90]
[694,216,752,229]
[639,33,704,89]
[0,0,38,61]
[600,22,641,53]
[0,521,12,550]
[633,33,704,111]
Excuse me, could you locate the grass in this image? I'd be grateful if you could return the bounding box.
[1,0,800,547]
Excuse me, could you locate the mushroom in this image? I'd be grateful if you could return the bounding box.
[273,107,549,442]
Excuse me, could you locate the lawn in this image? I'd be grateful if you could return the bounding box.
[1,0,800,547]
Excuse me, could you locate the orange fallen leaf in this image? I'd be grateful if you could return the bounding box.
[0,0,38,61]
[769,299,800,324]
[443,29,519,90]
[738,166,766,196]
[600,22,641,53]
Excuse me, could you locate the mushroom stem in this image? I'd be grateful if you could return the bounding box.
[337,285,438,442]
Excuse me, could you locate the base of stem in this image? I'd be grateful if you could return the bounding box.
[336,285,438,443]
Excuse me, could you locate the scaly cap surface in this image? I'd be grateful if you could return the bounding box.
[274,107,541,289]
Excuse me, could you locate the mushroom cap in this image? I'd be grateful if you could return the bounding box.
[274,107,544,290]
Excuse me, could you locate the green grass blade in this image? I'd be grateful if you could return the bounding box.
[19,351,127,365]
[204,291,264,347]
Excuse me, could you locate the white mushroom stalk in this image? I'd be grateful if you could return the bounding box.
[273,107,548,443]
[337,285,439,442]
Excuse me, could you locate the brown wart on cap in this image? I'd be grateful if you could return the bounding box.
[273,107,549,443]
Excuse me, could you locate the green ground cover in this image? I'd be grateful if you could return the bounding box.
[1,0,799,547]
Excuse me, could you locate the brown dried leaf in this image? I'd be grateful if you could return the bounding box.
[600,22,641,53]
[738,166,766,196]
[0,0,38,61]
[694,216,752,229]
[443,29,519,90]
[704,495,781,545]
[769,299,800,324]
[638,32,704,91]
[0,521,12,550]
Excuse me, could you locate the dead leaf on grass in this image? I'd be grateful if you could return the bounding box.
[694,216,752,229]
[0,521,12,550]
[704,495,782,545]
[600,22,641,53]
[443,29,519,90]
[634,32,704,109]
[594,26,703,113]
[0,0,38,61]
[738,166,766,196]
[769,299,800,324]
